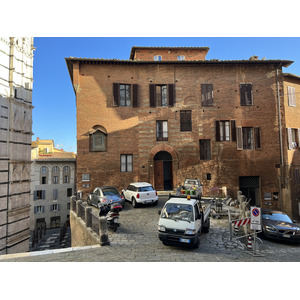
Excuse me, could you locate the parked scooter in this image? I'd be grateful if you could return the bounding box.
[99,203,122,232]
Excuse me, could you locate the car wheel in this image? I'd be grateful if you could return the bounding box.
[132,197,137,208]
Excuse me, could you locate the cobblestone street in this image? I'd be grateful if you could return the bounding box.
[1,195,300,262]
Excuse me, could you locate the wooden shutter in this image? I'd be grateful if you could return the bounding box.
[50,205,53,212]
[287,128,293,149]
[34,191,37,200]
[288,86,296,107]
[34,206,37,214]
[298,129,300,147]
[149,84,156,107]
[240,84,246,105]
[215,121,220,142]
[132,84,138,107]
[42,206,45,213]
[42,190,45,200]
[201,84,207,106]
[231,120,236,142]
[113,83,120,106]
[58,204,60,211]
[168,84,175,107]
[237,127,243,150]
[254,127,261,149]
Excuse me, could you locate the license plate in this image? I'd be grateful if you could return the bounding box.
[283,234,290,238]
[180,238,191,243]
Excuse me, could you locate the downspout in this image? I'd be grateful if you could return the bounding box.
[276,63,283,211]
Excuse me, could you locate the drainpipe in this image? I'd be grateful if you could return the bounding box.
[276,63,283,211]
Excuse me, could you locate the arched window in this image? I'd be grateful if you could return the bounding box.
[89,126,107,152]
[52,166,60,184]
[40,166,48,184]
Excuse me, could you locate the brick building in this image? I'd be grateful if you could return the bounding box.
[66,46,300,219]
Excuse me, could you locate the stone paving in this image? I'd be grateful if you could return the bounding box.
[1,195,300,262]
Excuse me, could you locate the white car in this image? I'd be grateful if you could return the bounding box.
[122,182,158,208]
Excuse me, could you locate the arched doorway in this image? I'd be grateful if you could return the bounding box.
[154,151,173,191]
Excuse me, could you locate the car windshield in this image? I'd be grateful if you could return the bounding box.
[262,212,292,223]
[102,188,119,196]
[138,186,154,192]
[161,203,194,222]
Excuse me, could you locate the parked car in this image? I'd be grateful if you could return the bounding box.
[87,186,125,209]
[122,182,158,208]
[260,209,300,243]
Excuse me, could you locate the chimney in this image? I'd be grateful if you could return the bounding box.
[37,137,39,141]
[249,55,259,61]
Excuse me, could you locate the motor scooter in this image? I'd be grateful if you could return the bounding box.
[99,202,122,232]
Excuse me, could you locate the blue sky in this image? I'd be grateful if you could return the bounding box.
[32,37,300,153]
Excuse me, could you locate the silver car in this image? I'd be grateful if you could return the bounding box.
[87,186,125,209]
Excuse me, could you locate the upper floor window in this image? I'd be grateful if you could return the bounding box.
[40,166,48,185]
[287,86,296,107]
[63,166,70,183]
[82,174,90,182]
[149,84,175,107]
[177,55,185,61]
[113,83,138,107]
[52,166,60,184]
[154,55,162,61]
[201,84,213,106]
[237,126,261,150]
[156,120,168,141]
[287,128,300,149]
[216,120,236,142]
[90,130,107,152]
[180,110,192,131]
[240,83,253,106]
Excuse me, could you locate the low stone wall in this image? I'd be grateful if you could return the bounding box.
[70,210,99,247]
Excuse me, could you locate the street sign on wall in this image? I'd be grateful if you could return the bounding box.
[250,206,262,230]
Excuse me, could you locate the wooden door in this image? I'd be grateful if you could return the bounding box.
[154,160,164,191]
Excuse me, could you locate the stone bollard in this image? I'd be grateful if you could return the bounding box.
[76,200,82,216]
[99,217,110,246]
[85,207,92,228]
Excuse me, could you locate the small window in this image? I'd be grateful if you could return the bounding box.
[180,110,192,132]
[53,176,58,184]
[154,55,162,61]
[119,84,131,107]
[41,176,47,184]
[82,174,90,182]
[64,175,69,184]
[35,190,45,200]
[156,121,168,141]
[34,206,44,214]
[51,204,59,211]
[177,55,185,61]
[90,130,107,152]
[287,128,300,149]
[121,154,133,172]
[67,188,73,197]
[53,189,58,200]
[240,83,253,106]
[201,84,213,106]
[199,139,211,160]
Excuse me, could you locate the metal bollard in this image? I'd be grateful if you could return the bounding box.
[85,207,92,228]
[99,217,110,246]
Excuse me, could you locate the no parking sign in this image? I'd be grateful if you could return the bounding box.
[250,206,262,230]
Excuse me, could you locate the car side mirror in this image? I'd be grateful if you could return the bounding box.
[292,219,297,223]
[158,210,161,215]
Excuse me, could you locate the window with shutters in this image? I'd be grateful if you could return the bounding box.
[236,126,261,150]
[180,110,192,131]
[240,83,253,106]
[287,128,300,149]
[51,204,59,211]
[156,120,168,141]
[35,190,45,200]
[201,84,213,106]
[216,120,236,142]
[90,130,107,152]
[149,84,175,107]
[177,55,185,61]
[35,206,44,214]
[287,86,296,107]
[154,55,162,61]
[199,139,211,160]
[120,154,133,172]
[63,165,70,183]
[113,83,138,107]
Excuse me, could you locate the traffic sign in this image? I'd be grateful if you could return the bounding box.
[250,206,261,230]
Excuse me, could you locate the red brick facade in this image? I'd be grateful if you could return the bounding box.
[66,46,300,219]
